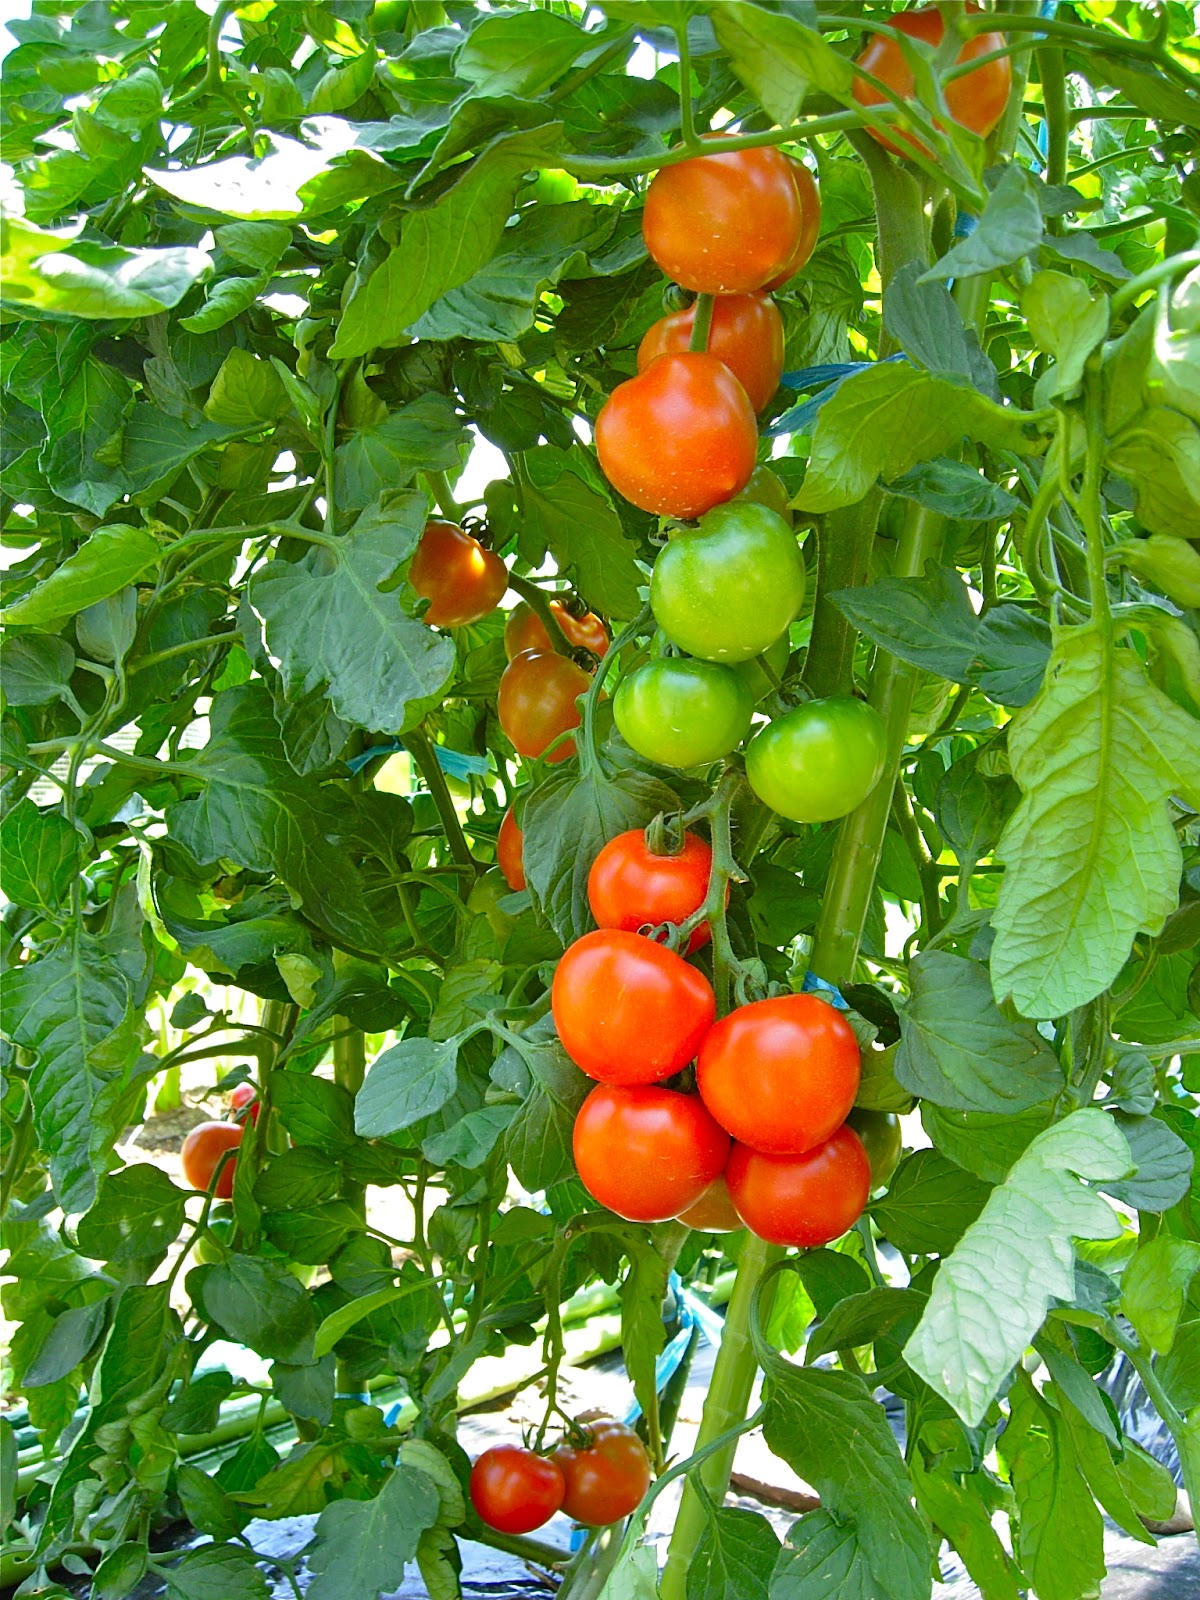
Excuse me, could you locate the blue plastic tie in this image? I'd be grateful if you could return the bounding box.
[345,738,490,780]
[800,970,851,1011]
[767,354,907,439]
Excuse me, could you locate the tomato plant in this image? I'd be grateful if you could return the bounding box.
[554,1418,652,1526]
[469,1446,565,1534]
[2,6,1197,1600]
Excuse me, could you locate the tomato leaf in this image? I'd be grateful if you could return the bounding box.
[75,1165,188,1265]
[355,1036,460,1137]
[0,798,81,914]
[3,522,160,625]
[304,1465,441,1600]
[688,1507,780,1600]
[712,2,852,127]
[919,164,1044,284]
[870,1148,991,1256]
[770,1511,878,1600]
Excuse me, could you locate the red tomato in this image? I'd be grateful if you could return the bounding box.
[409,520,508,628]
[552,928,716,1086]
[595,352,758,520]
[573,1084,729,1222]
[725,1124,871,1248]
[763,159,822,289]
[696,993,860,1155]
[497,806,525,891]
[638,293,784,413]
[469,1446,565,1535]
[587,828,714,953]
[677,1174,743,1233]
[853,5,1012,158]
[554,1418,652,1526]
[228,1082,259,1125]
[181,1120,243,1199]
[498,649,592,764]
[643,144,804,294]
[504,600,609,661]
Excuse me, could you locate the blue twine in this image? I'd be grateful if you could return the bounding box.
[345,737,491,781]
[800,970,851,1011]
[767,354,907,439]
[336,1390,373,1404]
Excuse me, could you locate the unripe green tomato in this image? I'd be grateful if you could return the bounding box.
[615,658,754,769]
[193,1209,235,1265]
[1115,533,1200,608]
[650,502,806,665]
[846,1108,902,1189]
[731,465,793,523]
[745,696,888,823]
[735,632,790,703]
[468,870,519,938]
[525,168,578,204]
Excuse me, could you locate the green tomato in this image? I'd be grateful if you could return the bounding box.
[731,465,792,523]
[615,658,754,769]
[468,870,519,939]
[846,1108,902,1189]
[524,167,578,205]
[735,632,790,703]
[650,501,806,665]
[745,696,887,823]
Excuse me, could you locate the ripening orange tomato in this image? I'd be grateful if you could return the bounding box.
[504,600,608,660]
[181,1121,243,1199]
[497,805,525,891]
[497,649,592,763]
[638,293,784,413]
[763,159,822,288]
[409,520,508,628]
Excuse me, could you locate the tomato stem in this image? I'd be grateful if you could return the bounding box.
[578,603,651,773]
[332,1000,367,1398]
[407,727,478,875]
[687,293,715,354]
[507,572,573,654]
[674,22,700,151]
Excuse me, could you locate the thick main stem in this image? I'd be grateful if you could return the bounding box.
[332,1015,366,1396]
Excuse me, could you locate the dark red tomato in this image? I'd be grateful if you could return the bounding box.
[638,293,784,413]
[595,352,757,520]
[725,1124,872,1248]
[504,600,608,661]
[409,520,508,628]
[643,144,805,294]
[228,1082,259,1125]
[554,1418,652,1526]
[846,1108,903,1189]
[498,649,592,764]
[497,806,525,891]
[587,828,714,953]
[677,1173,743,1233]
[552,928,715,1086]
[469,1446,565,1535]
[853,5,1012,158]
[696,993,860,1155]
[181,1120,243,1199]
[763,159,822,289]
[573,1084,730,1222]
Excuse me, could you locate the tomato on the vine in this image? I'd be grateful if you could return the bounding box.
[732,465,792,523]
[497,805,525,891]
[588,828,714,952]
[643,144,805,294]
[725,1124,872,1248]
[595,352,757,520]
[614,658,753,770]
[228,1082,259,1125]
[763,158,822,289]
[573,1084,729,1222]
[504,599,608,660]
[552,928,715,1085]
[409,520,508,628]
[745,696,888,823]
[697,993,860,1154]
[650,501,805,664]
[469,1446,565,1534]
[554,1418,652,1526]
[677,1174,743,1233]
[638,293,784,413]
[852,5,1012,158]
[498,648,592,764]
[846,1107,902,1189]
[181,1120,243,1199]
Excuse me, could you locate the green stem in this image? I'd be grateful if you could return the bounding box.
[506,572,572,654]
[579,604,650,773]
[801,495,882,700]
[1080,359,1111,635]
[1037,45,1068,235]
[688,293,715,353]
[1109,1324,1199,1525]
[546,28,635,105]
[1110,249,1200,319]
[406,728,476,874]
[424,469,465,522]
[675,21,699,148]
[332,1007,366,1396]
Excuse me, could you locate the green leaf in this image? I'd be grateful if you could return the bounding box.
[920,165,1043,284]
[934,747,1019,864]
[75,1165,188,1264]
[0,633,76,706]
[1108,406,1200,540]
[164,1543,269,1600]
[3,523,160,626]
[1084,50,1200,128]
[524,764,681,943]
[329,127,562,357]
[910,1454,1021,1600]
[201,1254,316,1362]
[920,1102,1054,1185]
[203,348,288,430]
[882,263,998,392]
[519,453,644,619]
[309,47,378,114]
[1,1417,16,1532]
[904,1110,1132,1426]
[621,1242,669,1439]
[270,1073,355,1151]
[332,395,467,512]
[422,1104,515,1169]
[22,1299,108,1387]
[0,798,80,913]
[1023,271,1110,403]
[162,1369,235,1434]
[1104,1110,1194,1212]
[883,457,1020,521]
[355,1037,460,1136]
[179,273,270,334]
[146,133,352,220]
[176,1461,248,1540]
[770,1511,877,1600]
[870,1148,991,1255]
[760,1360,931,1600]
[1054,1389,1158,1546]
[120,406,238,504]
[491,1016,592,1189]
[0,212,210,318]
[712,2,851,126]
[246,492,456,731]
[1120,1235,1200,1353]
[39,357,132,516]
[806,1286,927,1362]
[688,1507,780,1600]
[895,952,1063,1113]
[304,1465,441,1600]
[264,1202,364,1264]
[455,11,589,98]
[991,625,1200,1019]
[312,1280,432,1359]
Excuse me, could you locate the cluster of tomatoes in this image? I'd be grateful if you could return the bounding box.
[178,1080,258,1200]
[470,1415,651,1536]
[547,826,885,1249]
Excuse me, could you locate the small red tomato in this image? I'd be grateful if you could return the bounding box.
[763,159,822,289]
[638,293,784,414]
[498,648,592,764]
[229,1082,259,1125]
[181,1120,243,1199]
[497,806,525,891]
[552,928,716,1086]
[554,1418,652,1526]
[677,1174,743,1234]
[587,828,714,953]
[725,1124,872,1248]
[408,520,508,628]
[696,993,860,1155]
[573,1084,730,1222]
[469,1445,565,1535]
[595,352,758,521]
[504,600,609,661]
